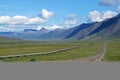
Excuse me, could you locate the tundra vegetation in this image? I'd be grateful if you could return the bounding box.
[0,40,103,62]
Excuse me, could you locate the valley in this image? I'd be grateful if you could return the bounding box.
[0,40,102,62]
[0,14,120,62]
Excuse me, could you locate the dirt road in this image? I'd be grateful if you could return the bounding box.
[74,42,107,62]
[0,42,107,62]
[40,42,107,62]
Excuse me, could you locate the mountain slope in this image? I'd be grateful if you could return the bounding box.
[64,14,120,40]
[64,23,95,38]
[86,14,120,40]
[63,22,101,39]
[88,14,120,36]
[16,28,50,40]
[38,28,65,39]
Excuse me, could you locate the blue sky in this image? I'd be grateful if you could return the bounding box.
[0,0,120,31]
[0,0,117,16]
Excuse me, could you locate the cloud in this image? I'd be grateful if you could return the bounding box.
[65,19,78,26]
[99,0,120,6]
[0,26,19,32]
[36,26,42,30]
[26,17,47,24]
[0,15,47,24]
[67,14,77,18]
[0,26,10,32]
[102,11,118,19]
[41,9,54,19]
[0,16,11,24]
[36,25,63,31]
[45,25,62,30]
[0,9,54,25]
[117,6,120,12]
[64,14,78,28]
[89,11,102,22]
[11,15,28,24]
[88,10,118,22]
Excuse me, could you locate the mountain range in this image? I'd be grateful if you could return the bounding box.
[0,14,120,40]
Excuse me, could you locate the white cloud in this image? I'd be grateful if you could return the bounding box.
[13,15,27,20]
[0,16,11,24]
[0,15,47,24]
[45,25,62,30]
[100,0,120,6]
[36,25,63,31]
[67,14,77,18]
[41,9,54,19]
[117,6,120,12]
[88,10,118,22]
[0,26,9,32]
[65,19,78,26]
[0,26,17,32]
[89,11,103,22]
[102,11,118,19]
[26,17,47,24]
[36,26,42,30]
[64,14,78,28]
[11,15,28,24]
[0,9,54,25]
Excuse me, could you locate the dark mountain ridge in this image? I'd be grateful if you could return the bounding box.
[88,14,120,36]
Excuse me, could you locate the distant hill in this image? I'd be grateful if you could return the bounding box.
[38,28,65,39]
[0,28,50,40]
[0,36,21,42]
[16,28,50,40]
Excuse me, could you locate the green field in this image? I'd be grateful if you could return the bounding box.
[0,41,80,56]
[0,41,103,62]
[103,40,120,62]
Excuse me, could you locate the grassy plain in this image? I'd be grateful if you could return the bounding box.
[0,41,79,56]
[0,41,103,62]
[103,39,120,62]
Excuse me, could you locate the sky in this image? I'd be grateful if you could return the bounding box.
[0,0,120,32]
